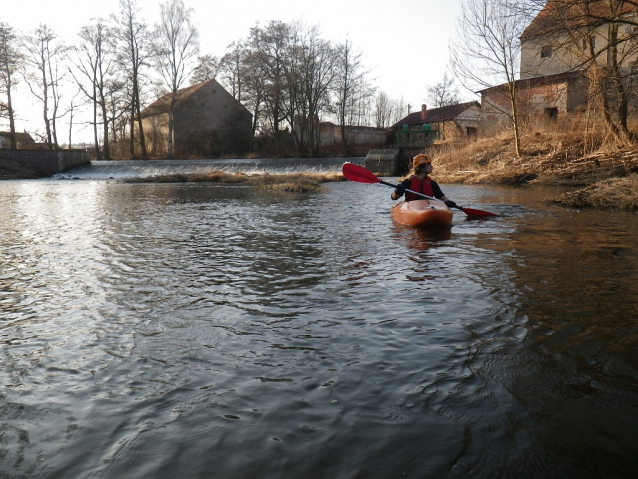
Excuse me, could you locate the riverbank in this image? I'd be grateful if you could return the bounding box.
[433,131,638,210]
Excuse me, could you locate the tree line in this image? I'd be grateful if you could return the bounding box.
[0,0,416,159]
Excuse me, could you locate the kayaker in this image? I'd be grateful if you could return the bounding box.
[390,154,459,209]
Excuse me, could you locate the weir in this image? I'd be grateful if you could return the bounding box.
[54,157,366,180]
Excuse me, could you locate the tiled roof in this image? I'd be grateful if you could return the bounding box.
[521,0,638,41]
[140,80,210,118]
[390,101,480,129]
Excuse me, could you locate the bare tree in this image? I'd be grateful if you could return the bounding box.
[248,21,290,155]
[23,24,68,149]
[104,78,129,156]
[70,19,116,159]
[0,22,23,149]
[280,22,337,156]
[426,71,461,108]
[190,54,219,85]
[218,42,247,100]
[333,39,372,155]
[451,0,528,157]
[152,0,199,158]
[112,0,150,159]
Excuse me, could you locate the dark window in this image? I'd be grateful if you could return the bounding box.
[544,107,558,121]
[466,127,478,136]
[541,46,552,58]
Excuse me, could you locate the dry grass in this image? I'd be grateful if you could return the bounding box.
[121,170,346,193]
[549,174,638,210]
[432,128,638,186]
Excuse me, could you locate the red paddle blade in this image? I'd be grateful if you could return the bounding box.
[342,163,381,184]
[461,207,498,218]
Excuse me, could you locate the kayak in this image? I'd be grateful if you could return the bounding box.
[390,199,453,227]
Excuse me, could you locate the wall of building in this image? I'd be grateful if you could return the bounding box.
[318,123,387,147]
[480,79,580,131]
[173,81,251,143]
[521,22,638,79]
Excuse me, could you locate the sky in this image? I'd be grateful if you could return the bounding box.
[3,0,466,144]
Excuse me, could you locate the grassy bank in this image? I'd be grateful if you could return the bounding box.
[434,130,638,186]
[432,129,638,210]
[549,174,638,210]
[121,171,345,193]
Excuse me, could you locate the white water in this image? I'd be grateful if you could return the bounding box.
[54,157,366,180]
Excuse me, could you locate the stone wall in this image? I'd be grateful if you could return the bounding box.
[0,149,91,175]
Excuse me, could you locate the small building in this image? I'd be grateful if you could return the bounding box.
[138,79,252,157]
[478,71,588,131]
[391,102,481,146]
[0,132,36,149]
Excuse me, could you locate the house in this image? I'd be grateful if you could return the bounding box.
[391,102,481,146]
[0,132,36,149]
[486,0,638,128]
[138,79,252,157]
[520,0,638,79]
[479,70,589,131]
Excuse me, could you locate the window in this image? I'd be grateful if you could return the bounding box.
[541,45,552,58]
[544,107,558,121]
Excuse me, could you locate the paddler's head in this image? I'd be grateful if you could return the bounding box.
[413,154,433,178]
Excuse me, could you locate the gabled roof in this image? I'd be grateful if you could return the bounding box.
[140,80,214,118]
[390,101,480,129]
[521,0,638,41]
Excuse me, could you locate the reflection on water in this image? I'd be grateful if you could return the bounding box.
[1,179,637,478]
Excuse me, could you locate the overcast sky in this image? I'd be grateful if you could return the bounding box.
[4,0,467,144]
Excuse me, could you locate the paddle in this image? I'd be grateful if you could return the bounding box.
[342,163,498,218]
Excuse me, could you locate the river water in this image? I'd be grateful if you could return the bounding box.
[1,160,638,478]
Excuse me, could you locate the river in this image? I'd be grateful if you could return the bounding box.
[1,160,638,478]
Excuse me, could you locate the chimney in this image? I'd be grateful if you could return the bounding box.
[421,104,427,120]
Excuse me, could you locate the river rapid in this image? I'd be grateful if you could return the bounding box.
[1,161,638,478]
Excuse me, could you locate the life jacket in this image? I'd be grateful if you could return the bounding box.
[406,176,434,201]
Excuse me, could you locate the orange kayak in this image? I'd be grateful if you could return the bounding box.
[390,199,453,227]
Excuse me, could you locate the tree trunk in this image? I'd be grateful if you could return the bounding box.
[7,78,16,150]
